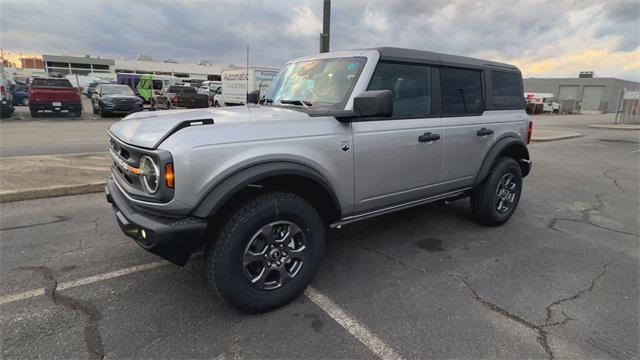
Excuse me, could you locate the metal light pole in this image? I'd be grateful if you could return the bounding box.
[319,0,331,53]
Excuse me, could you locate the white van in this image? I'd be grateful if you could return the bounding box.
[214,67,278,106]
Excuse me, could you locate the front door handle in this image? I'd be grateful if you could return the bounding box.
[477,128,494,136]
[418,132,441,143]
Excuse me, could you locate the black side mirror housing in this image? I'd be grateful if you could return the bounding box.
[308,90,394,122]
[247,90,259,104]
[353,90,393,118]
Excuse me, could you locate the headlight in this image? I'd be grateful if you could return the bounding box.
[140,156,159,193]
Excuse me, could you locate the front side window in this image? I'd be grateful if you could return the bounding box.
[441,68,483,115]
[266,57,366,110]
[491,71,523,109]
[368,62,432,117]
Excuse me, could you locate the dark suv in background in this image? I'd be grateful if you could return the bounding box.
[92,84,143,117]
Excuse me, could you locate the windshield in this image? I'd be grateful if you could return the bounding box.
[266,57,366,110]
[101,85,135,95]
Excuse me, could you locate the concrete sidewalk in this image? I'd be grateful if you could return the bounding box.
[0,152,110,203]
[589,123,640,130]
[531,130,583,142]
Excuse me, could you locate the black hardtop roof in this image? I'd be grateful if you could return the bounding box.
[371,47,520,72]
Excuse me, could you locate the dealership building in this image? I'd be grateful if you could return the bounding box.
[43,54,115,76]
[524,73,640,114]
[114,59,222,80]
[39,53,223,80]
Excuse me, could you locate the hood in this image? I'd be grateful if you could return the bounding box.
[102,94,141,101]
[108,106,306,149]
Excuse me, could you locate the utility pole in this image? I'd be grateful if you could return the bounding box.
[246,43,249,103]
[319,0,331,53]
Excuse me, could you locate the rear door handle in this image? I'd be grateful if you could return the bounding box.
[477,128,494,136]
[418,132,441,143]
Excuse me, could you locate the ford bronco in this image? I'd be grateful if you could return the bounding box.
[106,47,532,312]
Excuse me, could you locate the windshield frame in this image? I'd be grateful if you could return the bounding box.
[266,56,368,111]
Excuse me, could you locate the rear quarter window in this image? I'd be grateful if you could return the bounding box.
[31,78,73,87]
[491,71,524,109]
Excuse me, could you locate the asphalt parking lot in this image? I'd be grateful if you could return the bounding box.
[1,116,639,359]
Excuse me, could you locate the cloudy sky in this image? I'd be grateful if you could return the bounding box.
[1,0,639,80]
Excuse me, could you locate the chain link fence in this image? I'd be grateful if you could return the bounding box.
[615,89,640,124]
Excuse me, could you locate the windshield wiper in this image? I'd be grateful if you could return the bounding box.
[279,99,312,109]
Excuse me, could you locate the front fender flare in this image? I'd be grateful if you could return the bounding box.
[190,161,341,219]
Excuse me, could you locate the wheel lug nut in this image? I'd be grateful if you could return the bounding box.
[283,252,287,256]
[276,261,281,266]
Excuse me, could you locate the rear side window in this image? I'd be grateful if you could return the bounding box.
[368,62,432,117]
[440,68,483,115]
[182,87,196,94]
[491,71,523,109]
[31,78,73,88]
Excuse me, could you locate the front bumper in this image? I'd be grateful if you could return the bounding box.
[101,103,143,114]
[106,176,207,266]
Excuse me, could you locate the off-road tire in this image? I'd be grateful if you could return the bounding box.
[470,157,523,226]
[205,192,325,313]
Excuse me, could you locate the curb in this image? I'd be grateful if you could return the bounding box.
[0,182,106,204]
[532,134,583,142]
[589,124,640,130]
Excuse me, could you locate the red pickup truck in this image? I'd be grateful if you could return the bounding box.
[29,78,83,118]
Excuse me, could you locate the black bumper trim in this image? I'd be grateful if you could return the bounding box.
[106,177,207,266]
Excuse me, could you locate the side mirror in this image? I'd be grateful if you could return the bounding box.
[247,90,259,104]
[352,90,393,118]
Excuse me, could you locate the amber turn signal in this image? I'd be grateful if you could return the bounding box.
[165,163,175,188]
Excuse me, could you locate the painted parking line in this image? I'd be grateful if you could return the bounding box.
[305,287,403,360]
[0,261,167,305]
[2,262,402,360]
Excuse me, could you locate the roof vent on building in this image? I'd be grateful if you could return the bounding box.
[579,71,594,78]
[136,54,154,62]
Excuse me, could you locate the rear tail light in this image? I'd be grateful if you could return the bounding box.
[527,120,533,144]
[172,96,179,104]
[0,85,5,98]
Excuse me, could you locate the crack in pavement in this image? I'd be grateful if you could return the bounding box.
[454,262,612,360]
[0,215,71,232]
[353,241,427,273]
[17,266,105,360]
[603,169,626,193]
[543,262,611,326]
[548,168,638,237]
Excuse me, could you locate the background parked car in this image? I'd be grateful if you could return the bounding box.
[152,85,209,110]
[29,77,82,118]
[198,85,221,107]
[1,77,15,118]
[92,84,144,117]
[11,84,30,106]
[86,81,102,98]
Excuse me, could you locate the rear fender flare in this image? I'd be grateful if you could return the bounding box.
[474,136,530,186]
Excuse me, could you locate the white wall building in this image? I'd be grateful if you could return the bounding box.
[114,59,223,80]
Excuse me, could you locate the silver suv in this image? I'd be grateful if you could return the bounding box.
[106,48,532,312]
